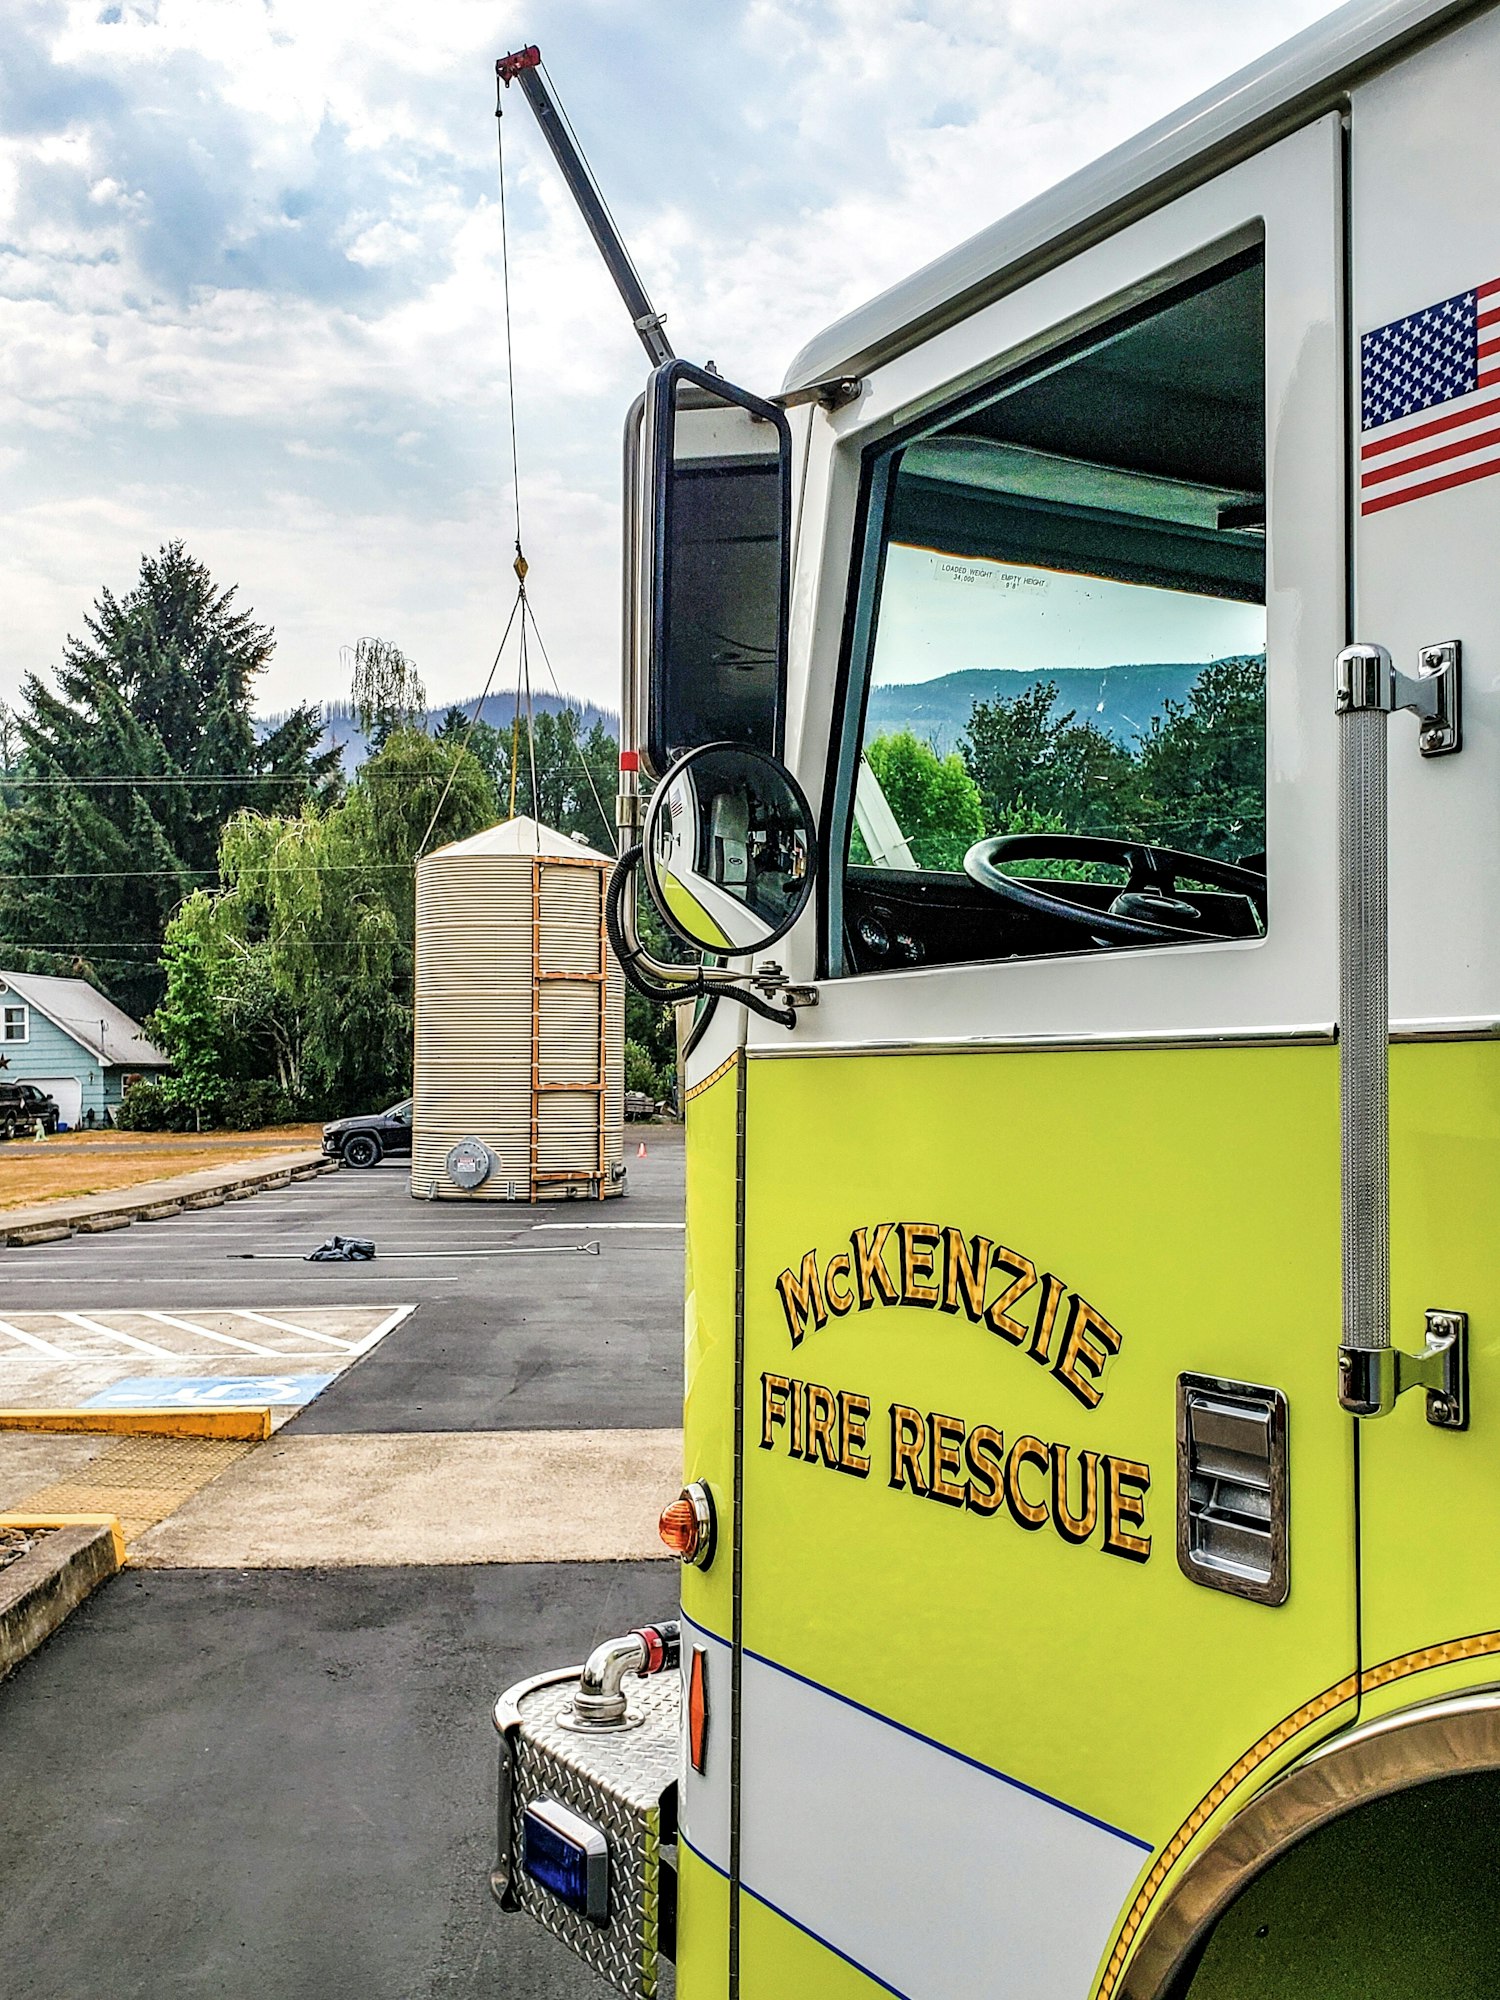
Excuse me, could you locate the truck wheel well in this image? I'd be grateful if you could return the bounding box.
[1122,1690,1500,1999]
[1169,1768,1500,1997]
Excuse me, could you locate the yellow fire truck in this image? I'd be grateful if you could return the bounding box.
[492,2,1500,1992]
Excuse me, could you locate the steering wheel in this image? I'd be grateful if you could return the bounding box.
[962,832,1267,944]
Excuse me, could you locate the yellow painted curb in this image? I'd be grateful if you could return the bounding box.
[0,1511,127,1568]
[0,1408,273,1442]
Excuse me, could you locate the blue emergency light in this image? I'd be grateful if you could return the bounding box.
[523,1798,609,1924]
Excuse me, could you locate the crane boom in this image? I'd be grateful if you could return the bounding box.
[496,46,674,370]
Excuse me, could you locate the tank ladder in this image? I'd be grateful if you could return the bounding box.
[529,854,610,1202]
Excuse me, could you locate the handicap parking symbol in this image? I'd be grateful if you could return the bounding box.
[85,1374,337,1409]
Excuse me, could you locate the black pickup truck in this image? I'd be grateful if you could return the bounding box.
[0,1082,61,1139]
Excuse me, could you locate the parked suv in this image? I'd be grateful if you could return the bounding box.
[322,1097,413,1169]
[0,1082,59,1139]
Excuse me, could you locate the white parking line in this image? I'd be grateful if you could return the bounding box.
[229,1245,601,1262]
[141,1309,280,1357]
[231,1309,358,1349]
[58,1310,176,1356]
[0,1315,74,1359]
[0,1305,419,1379]
[350,1303,419,1353]
[531,1222,684,1231]
[0,1272,461,1284]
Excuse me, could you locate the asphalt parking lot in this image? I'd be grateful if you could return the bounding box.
[0,1128,686,2000]
[0,1562,672,2000]
[0,1130,684,1431]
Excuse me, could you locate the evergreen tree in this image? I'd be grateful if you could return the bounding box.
[0,543,339,1016]
[476,706,617,851]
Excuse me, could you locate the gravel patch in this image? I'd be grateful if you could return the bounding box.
[0,1526,53,1571]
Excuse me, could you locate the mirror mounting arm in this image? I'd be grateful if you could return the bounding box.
[775,375,864,412]
[750,962,818,1010]
[605,849,799,1030]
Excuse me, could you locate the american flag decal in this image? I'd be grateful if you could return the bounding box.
[1360,278,1500,515]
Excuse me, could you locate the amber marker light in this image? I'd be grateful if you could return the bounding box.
[658,1480,716,1569]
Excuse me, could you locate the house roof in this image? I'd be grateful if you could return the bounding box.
[0,969,170,1069]
[422,816,610,863]
[784,0,1475,393]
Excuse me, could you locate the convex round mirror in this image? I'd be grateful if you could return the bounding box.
[643,743,816,955]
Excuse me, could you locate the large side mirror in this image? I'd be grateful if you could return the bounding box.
[642,744,816,956]
[644,361,791,781]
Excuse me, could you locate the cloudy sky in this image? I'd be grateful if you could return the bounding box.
[1,0,1339,723]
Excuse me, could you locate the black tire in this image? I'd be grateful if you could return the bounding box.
[0,1118,14,1143]
[341,1132,382,1169]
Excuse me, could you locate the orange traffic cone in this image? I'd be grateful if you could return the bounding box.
[637,1141,648,1158]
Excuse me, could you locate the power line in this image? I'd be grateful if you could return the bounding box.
[0,774,342,789]
[0,937,417,952]
[0,863,423,881]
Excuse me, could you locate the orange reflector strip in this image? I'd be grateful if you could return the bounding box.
[659,1495,700,1560]
[688,1644,710,1774]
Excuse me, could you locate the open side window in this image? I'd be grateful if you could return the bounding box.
[832,247,1268,978]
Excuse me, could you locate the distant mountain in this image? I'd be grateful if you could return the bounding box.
[260,691,619,776]
[865,664,1217,756]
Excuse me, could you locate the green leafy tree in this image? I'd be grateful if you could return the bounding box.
[478,706,617,852]
[0,543,339,1016]
[625,1036,674,1101]
[156,727,497,1119]
[149,929,230,1112]
[859,731,984,870]
[350,725,499,942]
[351,637,426,750]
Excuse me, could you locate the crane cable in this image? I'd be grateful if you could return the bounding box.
[417,75,611,857]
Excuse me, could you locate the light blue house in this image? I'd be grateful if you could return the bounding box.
[0,969,169,1128]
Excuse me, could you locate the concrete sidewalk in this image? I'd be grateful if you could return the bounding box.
[0,1147,331,1246]
[0,1421,682,1565]
[130,1427,682,1566]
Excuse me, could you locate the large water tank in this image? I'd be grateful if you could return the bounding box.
[413,816,626,1201]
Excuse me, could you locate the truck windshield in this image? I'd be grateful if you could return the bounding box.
[841,248,1267,971]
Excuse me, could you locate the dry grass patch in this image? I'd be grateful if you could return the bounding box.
[0,1125,325,1210]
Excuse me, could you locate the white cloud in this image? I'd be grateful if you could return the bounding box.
[0,0,1339,718]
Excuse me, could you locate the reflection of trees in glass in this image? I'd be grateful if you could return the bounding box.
[962,681,1137,842]
[956,656,1265,865]
[1131,656,1266,860]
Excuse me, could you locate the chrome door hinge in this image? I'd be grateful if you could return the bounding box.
[1335,640,1462,755]
[1339,1309,1469,1428]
